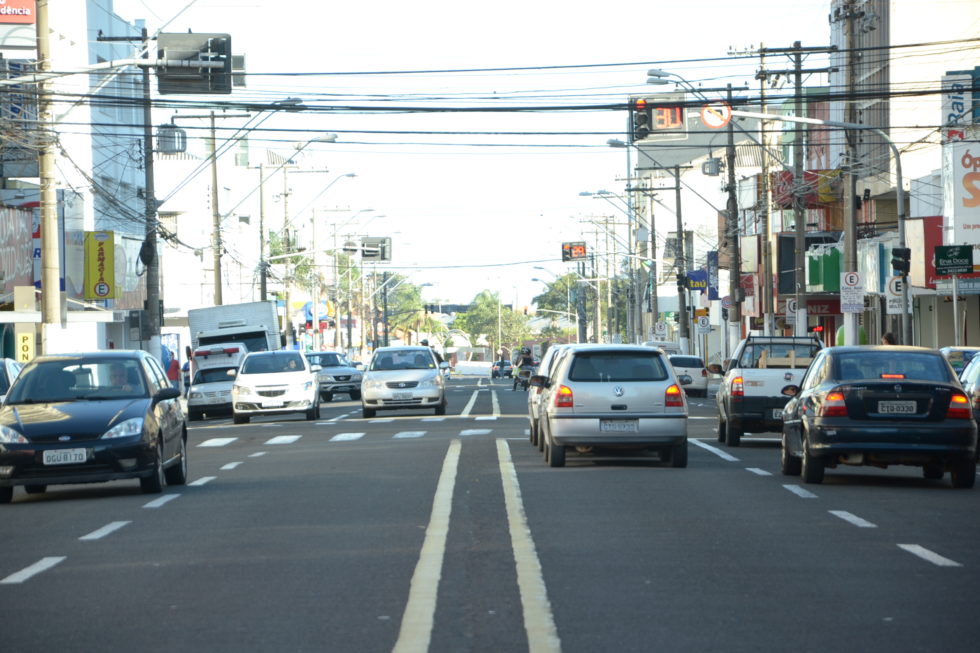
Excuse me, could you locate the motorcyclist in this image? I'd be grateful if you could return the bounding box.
[421,339,444,365]
[513,346,535,391]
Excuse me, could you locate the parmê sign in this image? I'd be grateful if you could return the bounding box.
[934,245,974,275]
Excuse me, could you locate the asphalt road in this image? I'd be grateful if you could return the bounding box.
[2,375,979,652]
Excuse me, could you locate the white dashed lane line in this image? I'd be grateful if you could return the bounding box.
[897,544,962,567]
[829,510,877,528]
[79,521,131,541]
[189,476,216,486]
[248,452,267,458]
[782,484,818,499]
[143,494,181,509]
[689,438,740,462]
[0,557,66,585]
[220,462,244,470]
[746,467,772,476]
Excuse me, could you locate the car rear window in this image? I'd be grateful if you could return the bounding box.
[670,356,704,368]
[737,343,819,369]
[568,351,668,382]
[836,352,953,382]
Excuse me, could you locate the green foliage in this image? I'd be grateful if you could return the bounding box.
[455,290,531,356]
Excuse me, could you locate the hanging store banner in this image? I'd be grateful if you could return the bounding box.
[685,269,708,293]
[943,140,980,251]
[0,0,35,49]
[941,72,974,143]
[84,231,115,300]
[706,251,719,300]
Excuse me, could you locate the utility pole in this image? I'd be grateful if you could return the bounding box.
[674,166,690,354]
[755,61,775,335]
[258,163,268,300]
[209,112,223,305]
[37,0,62,354]
[725,86,742,348]
[792,44,808,337]
[844,1,861,345]
[141,29,161,357]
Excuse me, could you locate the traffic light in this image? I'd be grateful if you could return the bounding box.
[631,98,651,142]
[675,273,686,290]
[808,324,825,334]
[890,247,911,275]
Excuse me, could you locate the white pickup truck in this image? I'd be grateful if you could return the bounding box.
[708,336,823,446]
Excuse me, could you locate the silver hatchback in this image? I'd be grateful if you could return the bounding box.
[531,344,691,468]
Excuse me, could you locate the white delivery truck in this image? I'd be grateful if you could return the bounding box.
[187,300,281,352]
[186,343,248,421]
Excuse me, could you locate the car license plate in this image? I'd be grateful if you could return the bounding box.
[262,400,284,408]
[600,419,638,433]
[393,392,412,400]
[878,400,916,414]
[43,448,86,465]
[771,409,784,420]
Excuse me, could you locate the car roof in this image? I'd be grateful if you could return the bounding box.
[373,346,431,353]
[31,350,149,362]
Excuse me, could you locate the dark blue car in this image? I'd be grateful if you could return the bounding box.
[0,350,187,503]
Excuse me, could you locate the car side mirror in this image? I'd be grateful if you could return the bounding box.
[227,368,237,378]
[310,364,322,372]
[706,363,723,375]
[529,375,548,388]
[677,374,693,386]
[439,361,450,369]
[155,386,181,402]
[781,384,800,397]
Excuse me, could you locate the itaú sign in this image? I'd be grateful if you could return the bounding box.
[0,0,35,24]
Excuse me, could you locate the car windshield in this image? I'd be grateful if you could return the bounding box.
[835,352,953,382]
[5,358,148,403]
[193,367,236,384]
[568,351,669,382]
[308,353,344,367]
[738,343,819,369]
[241,354,305,374]
[371,351,434,371]
[670,356,704,368]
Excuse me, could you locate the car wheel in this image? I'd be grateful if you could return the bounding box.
[780,433,802,476]
[529,420,537,446]
[800,435,824,484]
[233,412,249,425]
[362,405,376,419]
[0,487,12,504]
[140,440,166,494]
[434,400,447,416]
[725,420,742,447]
[950,459,977,489]
[24,484,47,494]
[716,417,726,443]
[922,462,944,480]
[306,399,319,421]
[538,422,546,452]
[669,440,688,468]
[546,435,565,468]
[164,436,188,485]
[321,392,333,403]
[350,390,361,400]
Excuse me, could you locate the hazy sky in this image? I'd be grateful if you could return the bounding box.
[111,0,838,306]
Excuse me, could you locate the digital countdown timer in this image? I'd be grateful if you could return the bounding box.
[650,105,685,131]
[561,241,587,261]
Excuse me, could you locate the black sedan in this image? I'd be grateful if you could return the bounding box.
[0,350,187,503]
[780,345,977,488]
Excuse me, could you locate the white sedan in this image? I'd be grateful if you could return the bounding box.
[668,355,709,398]
[231,351,320,423]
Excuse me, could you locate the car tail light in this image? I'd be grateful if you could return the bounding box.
[701,368,708,377]
[880,373,905,379]
[819,390,848,417]
[555,385,574,408]
[947,392,972,420]
[730,375,744,398]
[665,384,684,407]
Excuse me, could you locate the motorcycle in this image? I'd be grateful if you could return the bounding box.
[513,366,536,391]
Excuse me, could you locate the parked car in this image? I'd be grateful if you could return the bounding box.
[306,351,362,401]
[709,335,823,446]
[0,350,187,503]
[361,346,449,418]
[939,346,980,380]
[668,354,709,397]
[530,344,691,468]
[0,357,23,404]
[780,345,977,487]
[231,350,320,424]
[527,344,567,449]
[491,360,513,378]
[958,353,980,435]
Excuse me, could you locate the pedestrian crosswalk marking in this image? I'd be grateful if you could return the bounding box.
[330,432,366,441]
[199,437,237,447]
[265,435,302,445]
[460,429,492,436]
[394,431,426,439]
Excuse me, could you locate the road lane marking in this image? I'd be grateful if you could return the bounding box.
[460,390,479,417]
[79,521,131,541]
[265,435,302,445]
[782,484,818,499]
[394,431,426,439]
[393,440,461,653]
[897,544,961,567]
[492,390,500,417]
[198,437,237,447]
[371,418,395,424]
[1,557,66,584]
[829,510,876,528]
[248,452,267,457]
[746,467,772,476]
[422,417,446,422]
[330,432,365,441]
[189,476,216,486]
[460,429,492,436]
[497,439,561,652]
[689,438,740,462]
[475,416,497,421]
[221,462,244,470]
[143,494,180,508]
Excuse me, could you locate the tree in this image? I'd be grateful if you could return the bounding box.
[455,290,531,359]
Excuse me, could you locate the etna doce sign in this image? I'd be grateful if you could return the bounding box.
[934,245,974,275]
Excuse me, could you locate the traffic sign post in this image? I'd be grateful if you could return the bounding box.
[700,103,732,129]
[840,271,864,314]
[934,245,974,275]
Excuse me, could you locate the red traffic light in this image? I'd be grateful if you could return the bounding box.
[634,98,648,110]
[809,325,824,333]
